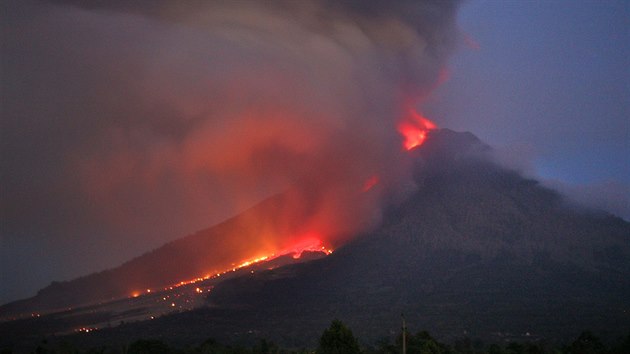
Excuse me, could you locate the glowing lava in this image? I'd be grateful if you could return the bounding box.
[276,236,333,259]
[130,236,334,298]
[398,109,437,150]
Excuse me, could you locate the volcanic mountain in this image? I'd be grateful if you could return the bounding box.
[176,130,630,345]
[2,129,629,349]
[0,191,333,318]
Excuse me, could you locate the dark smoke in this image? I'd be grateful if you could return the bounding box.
[1,0,461,303]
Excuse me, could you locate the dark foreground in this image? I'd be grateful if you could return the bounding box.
[3,320,629,354]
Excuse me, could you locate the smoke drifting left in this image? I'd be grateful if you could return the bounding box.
[1,0,460,301]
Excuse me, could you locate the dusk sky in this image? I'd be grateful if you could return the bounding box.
[429,0,629,218]
[1,0,628,305]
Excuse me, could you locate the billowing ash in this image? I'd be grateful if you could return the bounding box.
[1,0,461,297]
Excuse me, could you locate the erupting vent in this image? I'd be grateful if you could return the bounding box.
[398,108,438,150]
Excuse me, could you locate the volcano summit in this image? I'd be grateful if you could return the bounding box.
[1,129,628,351]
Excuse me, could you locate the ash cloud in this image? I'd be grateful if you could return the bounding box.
[1,0,460,302]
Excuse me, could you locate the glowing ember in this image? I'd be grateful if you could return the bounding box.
[76,327,97,333]
[398,108,437,150]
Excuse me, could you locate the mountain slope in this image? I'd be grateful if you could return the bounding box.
[199,129,630,343]
[0,192,317,317]
[2,129,629,349]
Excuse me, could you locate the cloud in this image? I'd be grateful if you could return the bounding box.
[1,0,461,301]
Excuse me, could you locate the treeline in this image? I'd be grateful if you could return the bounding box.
[4,320,629,354]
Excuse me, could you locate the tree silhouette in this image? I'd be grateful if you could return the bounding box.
[566,331,604,354]
[316,320,361,354]
[127,339,172,354]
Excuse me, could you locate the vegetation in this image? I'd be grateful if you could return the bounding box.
[3,322,629,354]
[316,320,360,354]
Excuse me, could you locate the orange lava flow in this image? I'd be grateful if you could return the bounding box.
[277,236,333,259]
[131,236,333,298]
[398,109,437,150]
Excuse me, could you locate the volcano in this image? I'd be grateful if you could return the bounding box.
[1,129,629,350]
[0,193,334,318]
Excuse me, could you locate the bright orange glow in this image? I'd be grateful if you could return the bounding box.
[275,236,333,259]
[76,327,97,333]
[157,235,334,291]
[398,108,438,150]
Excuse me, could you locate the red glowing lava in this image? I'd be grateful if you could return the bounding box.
[274,236,331,259]
[398,109,437,150]
[131,235,334,297]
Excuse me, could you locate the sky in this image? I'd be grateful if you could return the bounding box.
[1,0,629,305]
[427,0,629,217]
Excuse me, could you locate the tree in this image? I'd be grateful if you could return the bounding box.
[316,320,361,354]
[409,331,446,354]
[396,331,447,354]
[253,339,279,354]
[611,332,630,354]
[127,339,172,354]
[199,338,224,354]
[565,331,604,354]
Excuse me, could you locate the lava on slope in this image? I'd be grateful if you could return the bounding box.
[398,108,439,151]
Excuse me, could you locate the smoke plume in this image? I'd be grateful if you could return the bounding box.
[1,0,460,301]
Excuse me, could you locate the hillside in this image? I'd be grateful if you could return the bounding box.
[202,129,630,343]
[21,129,628,349]
[0,192,317,317]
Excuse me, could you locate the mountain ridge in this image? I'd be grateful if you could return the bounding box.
[0,191,315,315]
[1,128,628,350]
